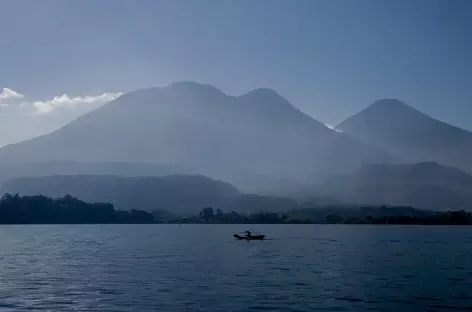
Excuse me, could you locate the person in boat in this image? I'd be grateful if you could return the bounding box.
[245,230,252,238]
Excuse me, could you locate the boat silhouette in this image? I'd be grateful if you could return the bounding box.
[233,233,265,240]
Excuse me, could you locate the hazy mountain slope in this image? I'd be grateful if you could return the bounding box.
[0,161,192,186]
[319,162,472,210]
[0,160,313,199]
[1,175,239,213]
[0,174,299,213]
[338,99,472,172]
[0,82,394,184]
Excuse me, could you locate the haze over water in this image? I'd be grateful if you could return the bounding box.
[1,224,471,311]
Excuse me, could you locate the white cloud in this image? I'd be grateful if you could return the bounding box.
[325,123,343,133]
[0,88,26,108]
[0,87,122,114]
[32,92,122,114]
[0,88,25,101]
[0,88,122,147]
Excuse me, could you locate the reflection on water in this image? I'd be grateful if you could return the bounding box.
[0,224,471,311]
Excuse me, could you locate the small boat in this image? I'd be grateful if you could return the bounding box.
[233,233,265,240]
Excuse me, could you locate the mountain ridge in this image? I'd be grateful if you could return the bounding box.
[0,174,301,213]
[319,161,472,210]
[338,98,472,172]
[0,82,395,190]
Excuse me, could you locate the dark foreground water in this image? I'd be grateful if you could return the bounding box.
[0,225,472,311]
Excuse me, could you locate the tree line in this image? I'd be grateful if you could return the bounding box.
[1,193,472,225]
[0,193,155,224]
[157,206,472,225]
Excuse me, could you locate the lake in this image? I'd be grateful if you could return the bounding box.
[0,224,471,311]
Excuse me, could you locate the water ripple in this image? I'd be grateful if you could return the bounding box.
[0,224,471,311]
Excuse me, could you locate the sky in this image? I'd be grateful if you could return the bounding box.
[0,0,471,145]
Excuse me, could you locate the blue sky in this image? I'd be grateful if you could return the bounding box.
[1,0,471,131]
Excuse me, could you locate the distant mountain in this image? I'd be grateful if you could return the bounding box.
[1,175,238,213]
[338,99,472,173]
[0,82,394,188]
[319,162,472,210]
[0,160,315,199]
[0,161,192,186]
[0,174,300,214]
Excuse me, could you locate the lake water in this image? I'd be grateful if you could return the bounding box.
[0,225,471,311]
